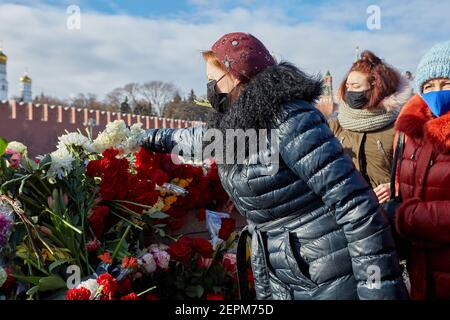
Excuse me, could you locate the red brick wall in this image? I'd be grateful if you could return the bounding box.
[0,100,203,158]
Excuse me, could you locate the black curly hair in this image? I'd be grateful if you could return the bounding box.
[207,61,324,132]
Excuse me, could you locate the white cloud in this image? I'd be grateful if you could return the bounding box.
[0,1,448,101]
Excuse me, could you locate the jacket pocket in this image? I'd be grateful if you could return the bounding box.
[256,232,291,299]
[268,271,291,300]
[283,231,318,290]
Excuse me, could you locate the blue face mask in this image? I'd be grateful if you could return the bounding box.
[421,90,450,117]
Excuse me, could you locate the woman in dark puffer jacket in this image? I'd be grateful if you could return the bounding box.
[141,32,408,300]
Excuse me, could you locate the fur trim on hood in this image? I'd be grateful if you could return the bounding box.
[379,77,414,112]
[395,94,450,153]
[207,61,323,131]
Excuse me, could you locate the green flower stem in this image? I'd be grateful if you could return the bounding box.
[110,211,143,230]
[80,210,90,276]
[17,193,43,210]
[137,286,157,297]
[112,225,131,261]
[44,208,82,234]
[112,199,156,209]
[26,180,48,201]
[109,202,142,219]
[1,173,31,190]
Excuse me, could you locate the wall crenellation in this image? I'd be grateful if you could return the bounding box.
[0,100,203,157]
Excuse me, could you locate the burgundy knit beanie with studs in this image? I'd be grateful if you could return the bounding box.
[211,32,276,83]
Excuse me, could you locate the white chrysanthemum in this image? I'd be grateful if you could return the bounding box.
[105,120,128,142]
[92,120,146,154]
[57,132,94,153]
[123,123,145,153]
[6,141,28,156]
[49,147,75,179]
[107,119,128,133]
[92,120,127,153]
[129,123,145,143]
[77,278,99,300]
[91,132,112,153]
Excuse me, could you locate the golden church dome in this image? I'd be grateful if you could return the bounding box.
[0,49,7,64]
[20,74,32,84]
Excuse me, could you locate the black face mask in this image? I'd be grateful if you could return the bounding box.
[207,79,230,114]
[345,90,369,109]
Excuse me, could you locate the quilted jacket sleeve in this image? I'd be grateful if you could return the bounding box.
[396,197,450,244]
[275,101,408,300]
[141,127,207,158]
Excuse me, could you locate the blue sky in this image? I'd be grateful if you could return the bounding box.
[5,0,392,26]
[7,0,335,19]
[0,0,449,101]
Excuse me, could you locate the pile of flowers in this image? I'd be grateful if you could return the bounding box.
[0,121,245,300]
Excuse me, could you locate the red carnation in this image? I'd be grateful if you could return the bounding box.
[97,273,117,297]
[120,292,139,300]
[88,206,110,239]
[207,161,220,181]
[103,148,120,158]
[198,176,210,191]
[168,236,192,263]
[135,148,161,175]
[218,218,236,240]
[96,148,130,201]
[150,170,168,186]
[206,293,224,300]
[178,236,193,247]
[66,287,91,300]
[129,181,159,213]
[192,238,213,258]
[86,160,102,177]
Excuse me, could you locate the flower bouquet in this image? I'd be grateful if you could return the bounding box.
[0,120,242,300]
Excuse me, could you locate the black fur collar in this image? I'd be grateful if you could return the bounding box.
[207,61,324,131]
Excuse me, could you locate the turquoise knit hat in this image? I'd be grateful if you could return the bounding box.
[415,41,450,93]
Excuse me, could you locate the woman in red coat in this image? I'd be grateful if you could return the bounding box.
[395,41,450,299]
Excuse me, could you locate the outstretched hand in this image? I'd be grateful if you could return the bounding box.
[374,183,391,204]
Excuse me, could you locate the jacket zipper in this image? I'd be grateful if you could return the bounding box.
[377,140,391,165]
